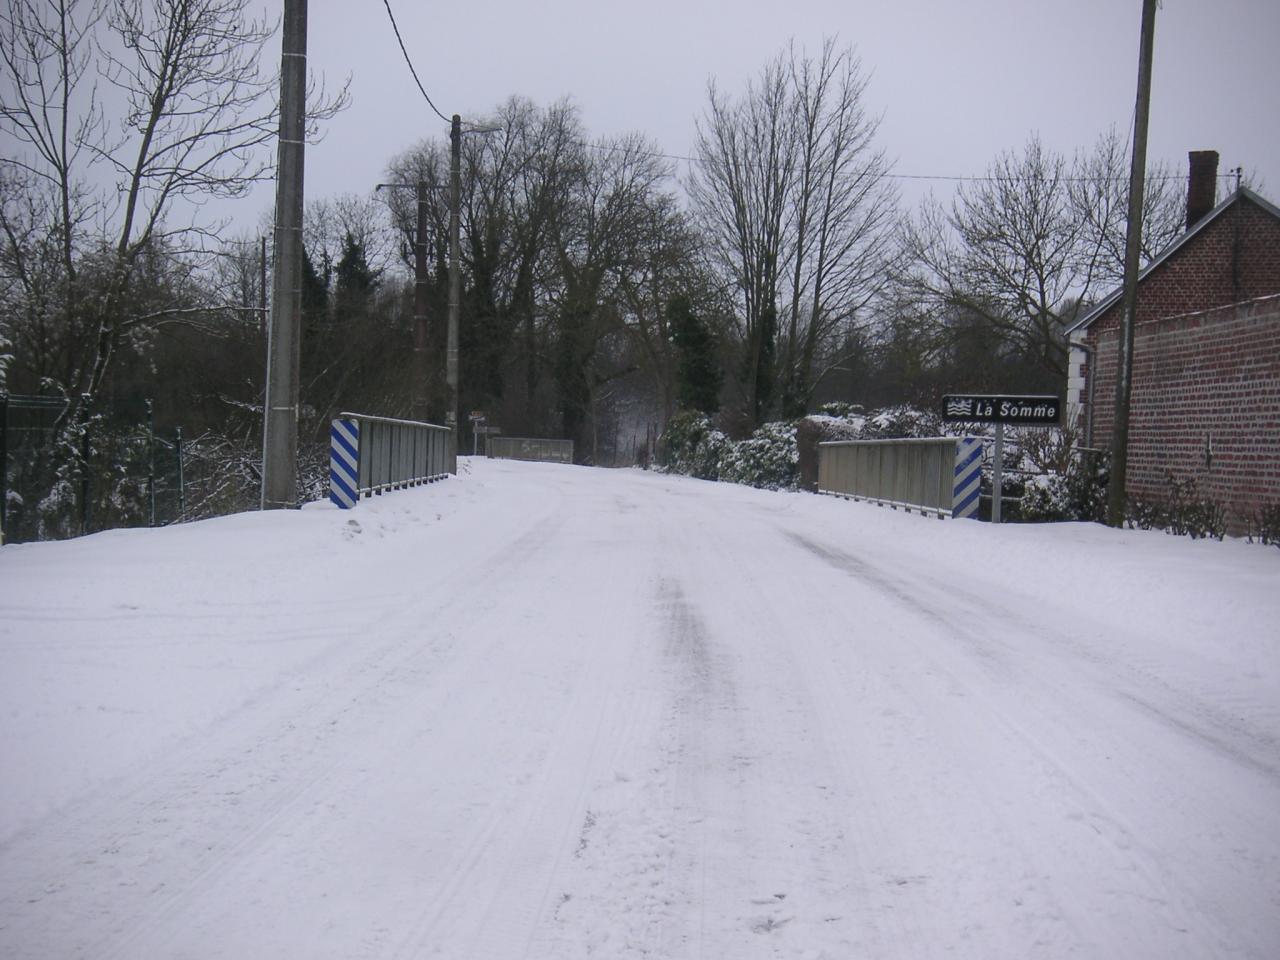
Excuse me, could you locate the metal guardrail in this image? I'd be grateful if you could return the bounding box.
[486,436,574,464]
[818,436,982,519]
[329,413,452,509]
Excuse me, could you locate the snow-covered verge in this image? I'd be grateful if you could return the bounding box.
[1,458,1277,958]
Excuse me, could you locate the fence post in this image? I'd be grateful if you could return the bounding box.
[80,420,92,535]
[175,427,186,521]
[991,423,1004,524]
[329,418,359,508]
[146,399,156,528]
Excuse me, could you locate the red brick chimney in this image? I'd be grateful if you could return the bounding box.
[1186,150,1219,231]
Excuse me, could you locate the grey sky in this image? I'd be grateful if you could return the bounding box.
[284,0,1279,221]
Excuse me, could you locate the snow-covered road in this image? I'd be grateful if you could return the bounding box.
[2,458,1277,958]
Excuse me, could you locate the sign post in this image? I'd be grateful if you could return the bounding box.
[992,422,1004,523]
[941,395,1061,524]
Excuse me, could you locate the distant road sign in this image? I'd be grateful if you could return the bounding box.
[942,394,1061,425]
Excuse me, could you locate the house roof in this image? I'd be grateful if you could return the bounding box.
[1066,186,1280,337]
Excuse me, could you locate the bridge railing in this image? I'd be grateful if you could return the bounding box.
[329,413,452,509]
[486,437,574,464]
[818,436,982,519]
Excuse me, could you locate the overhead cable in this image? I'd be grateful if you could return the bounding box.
[379,0,451,125]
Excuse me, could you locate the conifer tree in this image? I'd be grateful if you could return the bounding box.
[668,295,722,415]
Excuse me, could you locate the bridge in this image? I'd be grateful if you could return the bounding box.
[0,458,1276,957]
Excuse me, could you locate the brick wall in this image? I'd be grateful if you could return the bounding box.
[1087,294,1280,530]
[1086,197,1280,353]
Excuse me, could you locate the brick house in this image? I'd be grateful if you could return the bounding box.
[1065,157,1280,532]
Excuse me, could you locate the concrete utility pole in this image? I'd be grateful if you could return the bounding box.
[414,180,431,422]
[1106,0,1157,527]
[447,114,462,471]
[445,116,500,468]
[259,235,268,342]
[261,0,307,509]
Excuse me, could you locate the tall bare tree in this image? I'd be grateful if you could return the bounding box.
[690,39,897,426]
[0,0,346,415]
[900,131,1187,382]
[547,132,676,457]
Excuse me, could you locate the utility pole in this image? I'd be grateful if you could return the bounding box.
[444,117,500,468]
[259,234,268,343]
[447,114,462,471]
[1106,0,1157,527]
[261,0,307,509]
[414,180,431,422]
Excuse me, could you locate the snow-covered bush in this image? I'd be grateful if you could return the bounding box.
[717,420,798,490]
[659,413,798,490]
[860,405,942,440]
[1020,449,1108,523]
[659,411,731,480]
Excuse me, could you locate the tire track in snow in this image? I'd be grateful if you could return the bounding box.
[778,525,1276,958]
[0,491,576,959]
[694,517,931,959]
[385,471,668,960]
[784,528,1280,784]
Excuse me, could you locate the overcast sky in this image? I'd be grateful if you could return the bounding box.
[274,0,1278,221]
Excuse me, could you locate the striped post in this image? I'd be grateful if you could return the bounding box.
[329,418,359,509]
[952,437,982,519]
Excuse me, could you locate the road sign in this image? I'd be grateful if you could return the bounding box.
[942,395,1061,425]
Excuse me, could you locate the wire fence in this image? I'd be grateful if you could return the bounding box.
[0,394,304,544]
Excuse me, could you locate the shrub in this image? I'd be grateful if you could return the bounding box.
[860,405,941,440]
[1246,503,1280,548]
[1020,448,1109,523]
[717,420,798,491]
[658,411,730,480]
[1126,473,1227,540]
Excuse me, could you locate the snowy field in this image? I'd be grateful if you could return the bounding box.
[1,457,1277,959]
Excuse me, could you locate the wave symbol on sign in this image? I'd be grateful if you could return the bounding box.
[945,398,973,417]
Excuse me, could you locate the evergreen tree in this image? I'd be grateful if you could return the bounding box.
[332,232,376,324]
[668,295,722,415]
[300,249,330,328]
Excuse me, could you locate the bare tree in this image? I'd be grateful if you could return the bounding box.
[0,0,346,415]
[305,194,398,282]
[901,132,1189,381]
[613,191,709,423]
[546,132,677,457]
[690,39,897,427]
[778,40,898,417]
[690,53,793,427]
[1069,126,1185,291]
[382,98,584,430]
[0,0,104,282]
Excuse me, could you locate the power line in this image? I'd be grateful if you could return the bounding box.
[580,139,1232,185]
[366,21,1244,189]
[379,0,450,125]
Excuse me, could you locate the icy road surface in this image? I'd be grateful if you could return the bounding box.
[1,458,1278,958]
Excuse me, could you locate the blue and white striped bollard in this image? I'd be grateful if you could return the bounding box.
[330,418,360,509]
[953,438,982,519]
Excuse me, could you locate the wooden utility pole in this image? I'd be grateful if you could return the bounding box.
[261,0,307,509]
[1106,0,1158,527]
